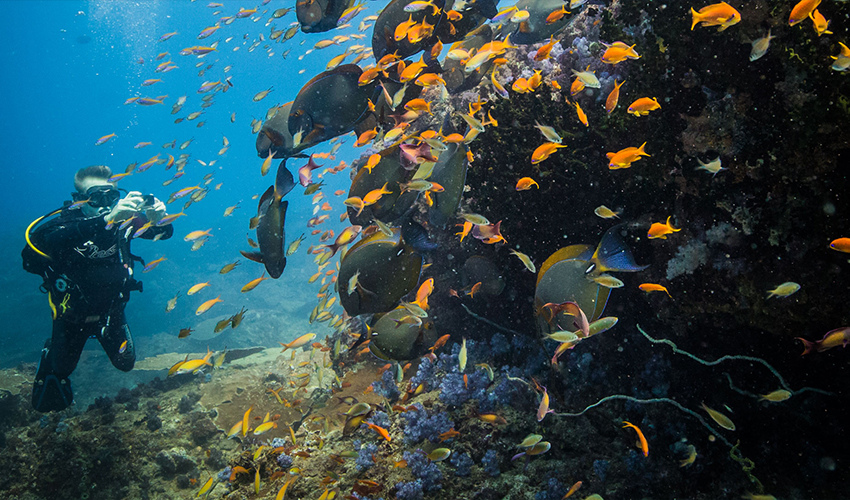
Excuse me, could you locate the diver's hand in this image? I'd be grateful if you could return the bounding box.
[144,198,167,224]
[105,192,145,223]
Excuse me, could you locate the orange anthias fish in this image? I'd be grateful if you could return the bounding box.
[788,0,821,26]
[647,216,681,239]
[601,41,640,64]
[531,142,568,164]
[573,102,589,127]
[546,5,571,24]
[363,183,392,206]
[690,2,741,31]
[534,36,557,61]
[607,143,649,169]
[439,428,460,441]
[429,334,451,353]
[796,327,850,355]
[414,278,434,310]
[639,283,672,297]
[622,421,649,457]
[563,481,583,498]
[627,97,661,116]
[362,422,391,441]
[405,98,432,114]
[570,77,585,97]
[829,237,850,253]
[516,177,539,191]
[809,9,831,36]
[456,221,473,242]
[355,128,378,147]
[606,79,625,114]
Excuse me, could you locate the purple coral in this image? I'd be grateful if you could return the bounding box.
[482,449,500,477]
[276,453,292,468]
[403,450,442,492]
[216,466,232,482]
[400,403,453,444]
[370,369,400,402]
[409,358,436,392]
[438,369,489,407]
[354,439,378,472]
[449,451,473,477]
[366,410,390,429]
[489,333,510,357]
[395,480,424,500]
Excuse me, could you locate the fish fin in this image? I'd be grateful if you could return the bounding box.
[275,160,296,198]
[240,250,265,264]
[594,225,649,273]
[690,8,700,30]
[258,185,275,213]
[795,337,816,356]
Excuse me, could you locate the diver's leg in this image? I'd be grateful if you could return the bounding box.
[32,319,87,412]
[97,304,135,372]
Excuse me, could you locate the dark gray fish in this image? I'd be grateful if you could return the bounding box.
[244,186,288,278]
[371,0,446,62]
[297,0,353,33]
[337,229,422,316]
[256,102,311,159]
[288,64,378,148]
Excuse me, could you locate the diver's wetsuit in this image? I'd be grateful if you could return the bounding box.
[22,208,172,412]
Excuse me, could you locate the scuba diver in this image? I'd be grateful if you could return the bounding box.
[22,165,174,412]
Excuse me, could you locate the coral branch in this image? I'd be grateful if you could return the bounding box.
[553,394,733,447]
[636,324,792,392]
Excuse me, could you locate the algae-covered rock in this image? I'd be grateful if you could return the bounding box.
[155,447,196,475]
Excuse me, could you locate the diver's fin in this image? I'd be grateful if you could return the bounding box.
[32,345,73,413]
[595,225,649,273]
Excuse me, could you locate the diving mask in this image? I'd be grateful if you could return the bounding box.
[74,185,121,208]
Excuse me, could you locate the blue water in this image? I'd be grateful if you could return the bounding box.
[0,1,369,395]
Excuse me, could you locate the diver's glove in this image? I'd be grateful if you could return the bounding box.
[144,198,167,224]
[105,191,145,223]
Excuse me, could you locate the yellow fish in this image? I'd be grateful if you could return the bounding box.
[195,295,222,315]
[766,282,800,298]
[759,390,791,402]
[187,282,210,295]
[700,402,736,431]
[280,333,317,352]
